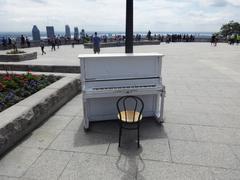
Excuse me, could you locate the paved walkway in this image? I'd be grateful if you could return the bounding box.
[0,43,240,180]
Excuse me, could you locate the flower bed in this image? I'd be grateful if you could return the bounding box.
[0,71,61,112]
[0,51,37,62]
[6,50,26,54]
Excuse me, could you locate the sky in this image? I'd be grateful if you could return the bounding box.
[0,0,240,32]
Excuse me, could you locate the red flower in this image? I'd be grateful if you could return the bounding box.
[15,74,24,79]
[3,75,12,81]
[0,82,5,91]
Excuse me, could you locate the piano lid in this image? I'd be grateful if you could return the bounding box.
[78,53,164,59]
[80,53,163,81]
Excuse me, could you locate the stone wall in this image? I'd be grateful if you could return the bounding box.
[0,64,80,73]
[84,40,161,49]
[0,75,81,155]
[0,52,37,62]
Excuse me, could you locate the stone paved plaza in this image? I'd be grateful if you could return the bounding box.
[0,43,240,180]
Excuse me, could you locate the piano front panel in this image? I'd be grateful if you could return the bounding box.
[82,56,162,81]
[86,95,159,121]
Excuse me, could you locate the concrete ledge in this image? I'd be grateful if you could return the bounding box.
[84,40,161,49]
[0,74,81,155]
[0,52,37,62]
[0,64,80,73]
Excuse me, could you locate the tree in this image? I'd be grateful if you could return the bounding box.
[220,21,240,37]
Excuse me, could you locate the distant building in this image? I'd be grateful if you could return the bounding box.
[46,26,55,39]
[74,27,79,40]
[32,25,40,41]
[65,25,71,39]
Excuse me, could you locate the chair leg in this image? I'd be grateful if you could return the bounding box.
[118,126,122,147]
[137,125,140,148]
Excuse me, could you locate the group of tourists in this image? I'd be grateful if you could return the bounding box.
[1,35,31,50]
[40,37,60,55]
[1,37,16,49]
[2,30,238,56]
[20,35,31,48]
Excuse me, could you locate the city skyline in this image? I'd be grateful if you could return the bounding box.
[0,0,240,32]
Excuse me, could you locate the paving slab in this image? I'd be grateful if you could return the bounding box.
[49,130,115,155]
[230,145,240,161]
[23,150,73,180]
[0,146,43,177]
[37,115,74,131]
[137,160,213,180]
[107,139,171,162]
[19,129,61,149]
[59,153,136,180]
[163,123,197,141]
[64,115,84,132]
[0,176,19,180]
[211,168,240,180]
[192,126,240,145]
[54,104,83,117]
[170,140,240,169]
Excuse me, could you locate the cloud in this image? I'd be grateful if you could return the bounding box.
[197,0,228,7]
[30,0,47,4]
[227,0,240,6]
[197,0,240,7]
[0,0,239,32]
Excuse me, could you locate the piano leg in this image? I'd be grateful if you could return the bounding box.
[159,86,166,123]
[154,93,161,121]
[83,98,90,131]
[154,86,166,123]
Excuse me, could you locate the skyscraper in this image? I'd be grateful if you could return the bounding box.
[65,25,71,39]
[74,27,79,40]
[46,26,55,39]
[32,25,40,41]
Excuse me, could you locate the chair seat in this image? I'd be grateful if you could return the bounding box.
[118,111,142,123]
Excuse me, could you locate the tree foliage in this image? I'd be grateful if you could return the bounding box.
[220,21,240,37]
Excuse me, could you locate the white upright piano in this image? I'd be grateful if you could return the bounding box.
[78,53,166,130]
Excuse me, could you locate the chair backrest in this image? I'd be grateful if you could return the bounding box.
[116,96,144,123]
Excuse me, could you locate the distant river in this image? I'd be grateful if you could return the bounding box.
[0,31,213,40]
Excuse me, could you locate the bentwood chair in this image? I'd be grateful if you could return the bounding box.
[116,96,144,148]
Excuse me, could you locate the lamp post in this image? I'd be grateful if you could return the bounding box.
[125,0,133,53]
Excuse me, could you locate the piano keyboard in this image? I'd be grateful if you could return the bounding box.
[93,85,156,91]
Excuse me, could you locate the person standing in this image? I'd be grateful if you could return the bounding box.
[2,37,7,47]
[211,34,216,46]
[26,37,30,48]
[147,30,152,40]
[51,38,56,51]
[8,37,12,46]
[237,34,240,45]
[93,32,101,54]
[40,41,46,55]
[20,35,25,48]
